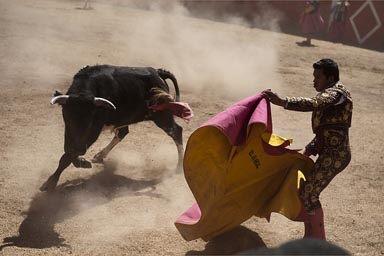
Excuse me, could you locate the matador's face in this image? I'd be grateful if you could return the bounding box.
[313,68,333,92]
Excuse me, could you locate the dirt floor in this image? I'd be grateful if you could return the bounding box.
[0,0,383,255]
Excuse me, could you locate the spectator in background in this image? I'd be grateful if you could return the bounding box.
[83,0,91,10]
[328,0,349,43]
[297,0,325,46]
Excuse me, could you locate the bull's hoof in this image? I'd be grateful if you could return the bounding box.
[40,176,59,192]
[73,157,92,168]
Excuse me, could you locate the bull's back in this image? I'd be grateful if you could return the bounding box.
[102,66,162,125]
[70,65,165,126]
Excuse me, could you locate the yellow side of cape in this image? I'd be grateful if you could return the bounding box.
[179,122,313,241]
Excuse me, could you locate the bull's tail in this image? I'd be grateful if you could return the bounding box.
[157,69,180,102]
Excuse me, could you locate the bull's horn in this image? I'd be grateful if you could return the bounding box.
[94,97,116,110]
[50,95,69,105]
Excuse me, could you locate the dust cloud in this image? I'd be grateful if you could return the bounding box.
[103,0,284,100]
[1,0,283,97]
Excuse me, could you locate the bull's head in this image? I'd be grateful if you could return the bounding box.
[51,91,116,157]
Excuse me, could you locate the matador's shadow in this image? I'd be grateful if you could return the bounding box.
[186,226,267,255]
[0,161,163,251]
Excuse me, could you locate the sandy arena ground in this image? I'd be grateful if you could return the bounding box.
[0,0,383,255]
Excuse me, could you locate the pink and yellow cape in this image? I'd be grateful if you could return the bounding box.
[175,93,313,241]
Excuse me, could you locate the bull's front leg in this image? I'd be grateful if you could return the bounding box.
[40,153,72,192]
[92,126,128,163]
[91,136,120,163]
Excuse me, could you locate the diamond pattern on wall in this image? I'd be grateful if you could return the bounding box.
[349,0,382,44]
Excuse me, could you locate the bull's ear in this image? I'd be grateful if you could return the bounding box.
[53,90,63,97]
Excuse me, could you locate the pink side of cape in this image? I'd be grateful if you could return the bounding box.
[175,203,201,225]
[202,93,271,146]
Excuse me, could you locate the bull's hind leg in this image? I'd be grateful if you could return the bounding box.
[91,126,129,163]
[152,112,183,172]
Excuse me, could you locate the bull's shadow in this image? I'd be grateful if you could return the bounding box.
[0,162,163,251]
[186,226,267,255]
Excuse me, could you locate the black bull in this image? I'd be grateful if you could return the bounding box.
[40,65,184,191]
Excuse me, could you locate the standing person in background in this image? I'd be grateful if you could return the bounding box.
[297,0,325,46]
[263,59,353,240]
[83,0,91,10]
[328,0,349,43]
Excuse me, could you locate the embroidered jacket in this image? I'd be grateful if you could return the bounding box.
[284,82,353,134]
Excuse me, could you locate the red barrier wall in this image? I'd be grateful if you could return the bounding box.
[183,0,384,51]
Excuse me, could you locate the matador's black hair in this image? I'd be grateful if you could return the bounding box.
[313,58,339,82]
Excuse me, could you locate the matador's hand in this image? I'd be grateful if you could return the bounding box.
[262,90,286,107]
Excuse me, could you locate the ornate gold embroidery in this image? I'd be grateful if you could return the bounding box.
[285,82,352,133]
